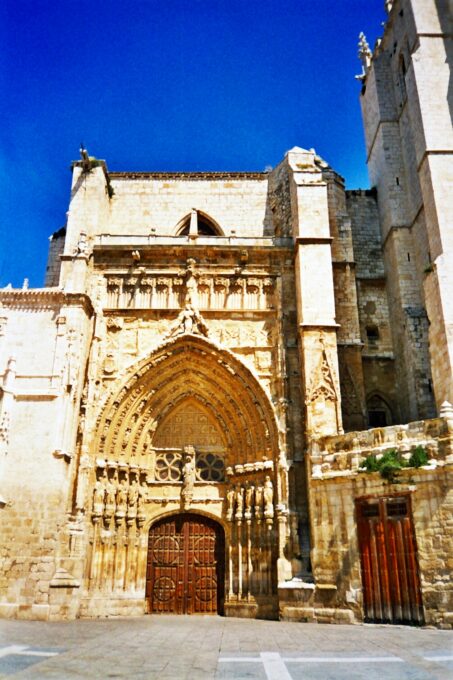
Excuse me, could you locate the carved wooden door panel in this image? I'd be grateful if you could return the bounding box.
[356,496,424,625]
[147,514,224,615]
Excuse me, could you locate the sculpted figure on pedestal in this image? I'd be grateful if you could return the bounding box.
[235,485,244,521]
[263,475,274,518]
[244,481,254,519]
[115,477,128,520]
[255,485,263,518]
[181,446,196,509]
[104,474,117,521]
[137,476,148,526]
[226,486,235,521]
[127,476,139,519]
[92,469,106,519]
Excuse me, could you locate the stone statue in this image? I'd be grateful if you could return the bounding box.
[92,470,106,518]
[244,482,254,519]
[181,446,196,509]
[127,476,139,512]
[255,485,263,519]
[235,485,244,521]
[75,230,88,257]
[166,301,209,339]
[137,476,148,525]
[115,477,128,521]
[226,486,235,521]
[185,260,199,307]
[264,475,274,518]
[104,474,117,521]
[183,305,195,333]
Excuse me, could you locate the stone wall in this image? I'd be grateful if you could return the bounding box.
[290,416,453,628]
[0,290,93,620]
[108,175,272,237]
[360,0,452,412]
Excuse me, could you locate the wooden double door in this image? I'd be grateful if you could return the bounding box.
[356,495,424,625]
[147,513,224,615]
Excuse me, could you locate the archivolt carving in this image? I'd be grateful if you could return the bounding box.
[93,335,279,475]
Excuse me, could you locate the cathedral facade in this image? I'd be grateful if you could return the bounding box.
[0,0,452,626]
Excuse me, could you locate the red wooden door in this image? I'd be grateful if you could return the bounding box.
[356,495,424,625]
[147,514,224,614]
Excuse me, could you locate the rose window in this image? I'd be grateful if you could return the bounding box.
[155,452,182,481]
[196,453,225,482]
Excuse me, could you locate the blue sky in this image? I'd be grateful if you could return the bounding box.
[1,0,386,288]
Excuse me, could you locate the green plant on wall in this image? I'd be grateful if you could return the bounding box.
[408,445,429,468]
[361,446,429,483]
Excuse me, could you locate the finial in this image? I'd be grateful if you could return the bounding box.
[440,401,453,419]
[79,144,92,172]
[356,32,372,81]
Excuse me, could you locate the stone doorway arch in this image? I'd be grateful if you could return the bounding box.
[86,334,284,619]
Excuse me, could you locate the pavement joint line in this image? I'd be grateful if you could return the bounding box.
[15,650,60,657]
[283,656,405,663]
[423,655,453,661]
[219,654,406,663]
[0,645,60,658]
[0,645,28,658]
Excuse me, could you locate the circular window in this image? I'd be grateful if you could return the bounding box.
[155,452,182,481]
[196,453,224,481]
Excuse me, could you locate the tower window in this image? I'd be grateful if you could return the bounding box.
[366,325,380,344]
[398,54,407,101]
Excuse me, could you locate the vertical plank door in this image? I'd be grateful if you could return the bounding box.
[147,513,224,614]
[356,496,424,625]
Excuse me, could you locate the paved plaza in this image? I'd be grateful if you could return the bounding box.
[0,615,452,679]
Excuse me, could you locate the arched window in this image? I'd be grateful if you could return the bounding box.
[367,393,393,428]
[175,210,223,237]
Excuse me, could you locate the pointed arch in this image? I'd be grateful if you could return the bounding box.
[93,334,279,469]
[366,391,394,428]
[174,210,224,236]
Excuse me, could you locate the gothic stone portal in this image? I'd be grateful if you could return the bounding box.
[146,514,225,615]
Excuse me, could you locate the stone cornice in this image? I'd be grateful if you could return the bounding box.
[0,289,94,316]
[295,236,333,245]
[109,171,268,181]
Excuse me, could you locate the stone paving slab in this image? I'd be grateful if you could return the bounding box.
[0,616,452,679]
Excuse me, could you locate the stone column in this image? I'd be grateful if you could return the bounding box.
[288,148,342,438]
